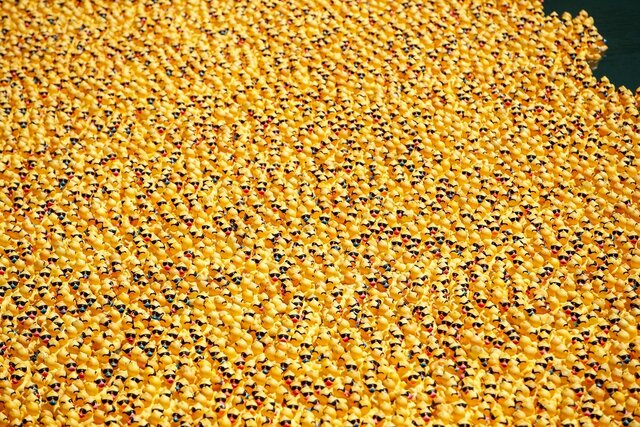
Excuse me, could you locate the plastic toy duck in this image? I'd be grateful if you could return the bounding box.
[1,0,638,424]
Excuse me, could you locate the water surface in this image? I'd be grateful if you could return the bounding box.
[545,0,640,90]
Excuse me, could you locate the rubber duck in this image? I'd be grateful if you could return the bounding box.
[2,0,639,424]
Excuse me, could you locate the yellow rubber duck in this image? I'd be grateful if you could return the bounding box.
[1,0,638,424]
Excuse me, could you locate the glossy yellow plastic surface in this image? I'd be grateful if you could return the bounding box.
[0,0,638,426]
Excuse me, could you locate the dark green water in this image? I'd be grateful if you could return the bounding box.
[545,0,640,90]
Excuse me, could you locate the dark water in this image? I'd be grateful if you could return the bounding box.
[544,0,640,90]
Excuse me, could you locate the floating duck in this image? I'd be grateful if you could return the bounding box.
[0,0,637,425]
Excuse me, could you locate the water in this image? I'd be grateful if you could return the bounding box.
[544,0,640,90]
